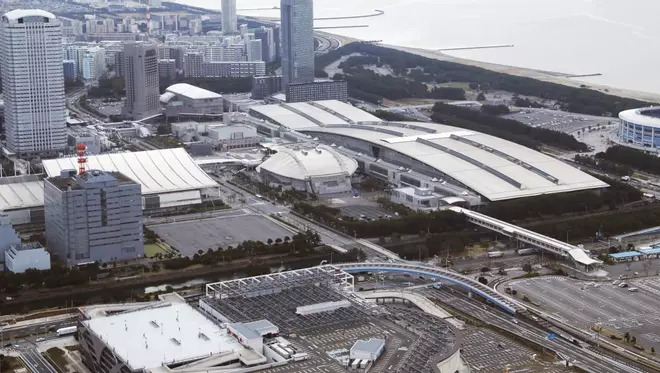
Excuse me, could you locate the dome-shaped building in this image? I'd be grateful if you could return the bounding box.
[257,145,358,195]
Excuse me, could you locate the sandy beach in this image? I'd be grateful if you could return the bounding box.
[317,31,660,104]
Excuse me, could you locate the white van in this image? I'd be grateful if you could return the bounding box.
[629,288,639,292]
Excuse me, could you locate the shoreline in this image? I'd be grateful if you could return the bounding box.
[316,31,660,104]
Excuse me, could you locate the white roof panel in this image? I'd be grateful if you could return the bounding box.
[3,9,56,20]
[285,102,349,125]
[165,83,222,100]
[42,149,217,195]
[251,105,320,129]
[299,122,608,201]
[0,182,44,210]
[257,145,358,180]
[83,303,244,371]
[619,107,660,129]
[313,100,381,123]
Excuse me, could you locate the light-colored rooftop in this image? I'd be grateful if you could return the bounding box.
[313,100,381,123]
[351,338,386,354]
[83,303,244,371]
[299,122,608,201]
[257,144,358,180]
[42,148,218,195]
[619,107,660,129]
[3,9,56,21]
[250,104,320,130]
[249,100,380,129]
[165,83,222,100]
[0,181,45,210]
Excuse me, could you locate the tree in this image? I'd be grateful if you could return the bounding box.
[522,263,533,273]
[631,336,636,344]
[652,347,655,354]
[478,276,488,285]
[468,82,479,90]
[284,236,290,243]
[624,332,630,342]
[267,238,273,245]
[476,92,486,101]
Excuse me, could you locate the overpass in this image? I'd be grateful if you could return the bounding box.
[335,262,524,314]
[448,207,602,270]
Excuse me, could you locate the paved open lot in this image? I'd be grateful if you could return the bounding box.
[509,276,660,350]
[504,108,612,134]
[339,205,393,220]
[150,214,293,255]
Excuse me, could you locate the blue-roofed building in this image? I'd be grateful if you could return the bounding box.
[608,251,643,262]
[637,247,660,258]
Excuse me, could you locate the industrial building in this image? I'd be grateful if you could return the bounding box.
[160,83,224,117]
[617,107,660,149]
[257,145,358,195]
[1,9,67,156]
[0,176,46,226]
[68,132,103,155]
[171,120,261,150]
[44,169,144,266]
[0,212,21,258]
[350,339,385,361]
[4,242,50,273]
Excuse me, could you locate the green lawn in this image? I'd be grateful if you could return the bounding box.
[144,243,169,258]
[438,82,471,90]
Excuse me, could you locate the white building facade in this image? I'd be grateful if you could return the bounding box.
[1,9,67,155]
[221,0,237,34]
[4,243,51,273]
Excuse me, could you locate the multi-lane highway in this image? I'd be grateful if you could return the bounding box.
[21,348,59,373]
[418,287,650,373]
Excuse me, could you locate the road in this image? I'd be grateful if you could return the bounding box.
[21,348,58,373]
[1,318,76,341]
[418,287,649,373]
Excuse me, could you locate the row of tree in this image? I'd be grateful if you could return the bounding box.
[431,102,588,152]
[574,154,633,176]
[315,42,656,116]
[597,146,660,175]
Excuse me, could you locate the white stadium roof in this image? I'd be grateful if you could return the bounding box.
[298,122,608,201]
[83,303,244,371]
[619,107,660,129]
[42,148,218,195]
[3,9,56,20]
[250,100,381,130]
[257,144,358,180]
[165,83,222,100]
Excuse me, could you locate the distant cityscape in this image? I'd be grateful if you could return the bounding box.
[0,1,659,373]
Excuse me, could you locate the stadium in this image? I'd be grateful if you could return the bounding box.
[617,107,660,148]
[257,144,358,195]
[248,101,608,202]
[0,149,219,226]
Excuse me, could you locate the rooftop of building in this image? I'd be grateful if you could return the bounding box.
[3,9,56,21]
[0,176,45,211]
[42,148,218,195]
[165,83,223,101]
[351,338,385,355]
[10,242,44,251]
[298,121,608,201]
[249,100,380,130]
[619,107,660,128]
[82,303,244,371]
[46,170,135,192]
[257,144,358,180]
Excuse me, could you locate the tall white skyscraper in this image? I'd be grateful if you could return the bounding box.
[221,0,237,34]
[281,0,315,86]
[1,9,67,156]
[247,39,263,62]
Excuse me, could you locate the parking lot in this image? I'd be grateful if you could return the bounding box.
[508,276,660,350]
[504,108,613,134]
[150,214,293,256]
[339,205,393,220]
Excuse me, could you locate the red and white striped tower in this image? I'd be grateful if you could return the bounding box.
[76,144,87,176]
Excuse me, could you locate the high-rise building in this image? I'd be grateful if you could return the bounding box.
[255,26,276,63]
[221,0,237,34]
[45,169,144,266]
[281,0,314,87]
[122,42,160,120]
[247,39,263,62]
[285,80,348,103]
[158,59,176,81]
[63,60,77,81]
[1,9,67,156]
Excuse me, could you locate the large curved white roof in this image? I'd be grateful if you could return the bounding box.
[0,181,44,210]
[165,83,222,100]
[299,122,608,201]
[42,148,218,195]
[619,107,660,128]
[3,9,56,20]
[257,145,358,180]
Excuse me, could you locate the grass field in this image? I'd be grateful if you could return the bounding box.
[144,243,170,258]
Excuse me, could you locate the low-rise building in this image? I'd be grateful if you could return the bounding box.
[0,212,21,259]
[390,187,443,211]
[4,242,51,273]
[350,339,385,361]
[160,83,223,117]
[68,132,102,155]
[202,61,265,78]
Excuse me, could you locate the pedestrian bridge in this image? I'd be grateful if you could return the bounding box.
[335,262,524,314]
[448,207,602,270]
